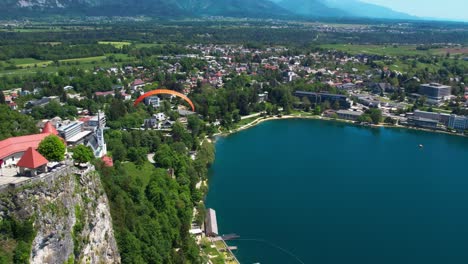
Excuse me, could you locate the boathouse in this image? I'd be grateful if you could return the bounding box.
[205,208,219,237]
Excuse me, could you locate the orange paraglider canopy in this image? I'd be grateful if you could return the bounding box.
[134,89,195,112]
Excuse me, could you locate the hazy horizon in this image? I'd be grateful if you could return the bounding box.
[358,0,467,21]
[270,0,467,22]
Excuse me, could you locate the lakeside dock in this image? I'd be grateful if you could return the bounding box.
[194,207,240,264]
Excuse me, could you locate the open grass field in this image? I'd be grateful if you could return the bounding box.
[121,161,155,187]
[320,44,434,56]
[10,58,53,68]
[60,56,107,63]
[0,53,134,76]
[435,47,468,55]
[98,41,132,48]
[0,28,68,33]
[135,43,165,48]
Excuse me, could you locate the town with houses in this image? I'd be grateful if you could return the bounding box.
[1,44,467,186]
[1,44,468,186]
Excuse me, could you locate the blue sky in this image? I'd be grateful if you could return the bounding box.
[361,0,468,21]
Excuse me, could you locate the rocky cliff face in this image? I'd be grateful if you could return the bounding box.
[0,165,120,264]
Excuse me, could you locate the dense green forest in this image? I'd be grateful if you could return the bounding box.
[0,44,120,61]
[98,116,215,263]
[1,20,467,47]
[0,105,39,141]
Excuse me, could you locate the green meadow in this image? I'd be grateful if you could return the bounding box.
[320,44,434,56]
[98,41,132,48]
[0,54,133,76]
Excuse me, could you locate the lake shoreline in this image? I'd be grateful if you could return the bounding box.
[206,118,468,264]
[214,113,467,139]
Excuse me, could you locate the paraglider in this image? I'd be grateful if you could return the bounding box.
[134,89,195,112]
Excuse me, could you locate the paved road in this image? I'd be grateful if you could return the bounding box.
[241,112,262,120]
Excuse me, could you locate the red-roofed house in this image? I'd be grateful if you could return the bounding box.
[8,102,17,110]
[17,147,48,176]
[131,79,146,90]
[42,122,58,135]
[95,91,115,97]
[121,92,131,101]
[0,133,55,167]
[101,155,113,167]
[78,117,92,123]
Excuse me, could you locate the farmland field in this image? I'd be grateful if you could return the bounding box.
[320,44,434,56]
[0,54,134,76]
[98,41,131,48]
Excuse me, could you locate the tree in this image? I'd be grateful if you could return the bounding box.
[108,100,127,121]
[367,109,383,124]
[301,96,311,111]
[357,114,372,123]
[417,96,426,107]
[154,144,176,168]
[72,145,94,164]
[332,100,340,110]
[38,135,66,162]
[313,105,322,115]
[0,91,5,104]
[0,105,38,140]
[187,115,202,137]
[384,116,396,125]
[127,147,148,166]
[111,142,127,162]
[321,100,331,110]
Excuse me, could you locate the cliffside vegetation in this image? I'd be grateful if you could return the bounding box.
[0,217,35,263]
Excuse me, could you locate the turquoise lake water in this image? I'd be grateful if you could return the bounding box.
[205,119,468,264]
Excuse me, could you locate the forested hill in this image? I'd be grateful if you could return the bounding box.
[0,0,291,18]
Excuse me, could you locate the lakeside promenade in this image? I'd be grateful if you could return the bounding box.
[216,112,467,138]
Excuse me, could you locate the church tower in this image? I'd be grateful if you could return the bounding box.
[96,111,107,158]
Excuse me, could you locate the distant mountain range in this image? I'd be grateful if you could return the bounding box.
[275,0,415,20]
[0,0,417,20]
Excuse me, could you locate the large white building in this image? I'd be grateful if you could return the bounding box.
[414,110,451,126]
[57,112,107,158]
[419,83,451,103]
[448,115,468,131]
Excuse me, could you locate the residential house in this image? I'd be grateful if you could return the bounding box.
[371,83,396,94]
[144,96,160,108]
[131,79,146,90]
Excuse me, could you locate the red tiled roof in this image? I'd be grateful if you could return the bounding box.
[42,122,58,135]
[0,133,53,160]
[95,91,114,96]
[16,147,48,169]
[132,79,145,86]
[78,116,92,123]
[101,156,113,167]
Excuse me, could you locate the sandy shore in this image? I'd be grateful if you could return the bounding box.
[214,113,467,138]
